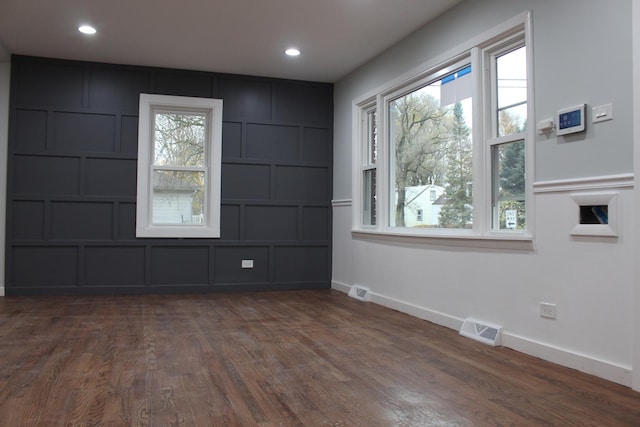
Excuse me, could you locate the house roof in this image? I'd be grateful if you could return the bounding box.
[153,172,200,192]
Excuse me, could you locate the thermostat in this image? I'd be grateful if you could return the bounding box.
[556,104,586,136]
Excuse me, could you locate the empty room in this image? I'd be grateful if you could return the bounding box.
[2,0,640,425]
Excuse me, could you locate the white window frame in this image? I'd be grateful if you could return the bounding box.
[361,103,377,227]
[136,94,223,238]
[484,38,529,233]
[352,11,534,248]
[384,55,472,230]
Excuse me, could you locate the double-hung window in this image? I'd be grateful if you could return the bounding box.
[353,13,532,242]
[488,43,527,230]
[361,105,377,226]
[136,94,223,238]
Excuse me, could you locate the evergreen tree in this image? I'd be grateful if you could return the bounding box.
[438,102,472,228]
[496,111,526,229]
[499,140,525,196]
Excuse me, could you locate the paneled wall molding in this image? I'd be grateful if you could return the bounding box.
[331,199,352,207]
[6,55,333,295]
[533,173,634,193]
[0,60,9,298]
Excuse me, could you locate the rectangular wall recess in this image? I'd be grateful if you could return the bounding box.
[570,192,618,237]
[579,205,608,224]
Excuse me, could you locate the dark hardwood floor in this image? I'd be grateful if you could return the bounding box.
[1,289,639,426]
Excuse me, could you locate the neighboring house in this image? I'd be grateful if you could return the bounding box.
[403,184,445,227]
[152,173,201,224]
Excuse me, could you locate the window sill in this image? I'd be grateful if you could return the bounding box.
[136,225,220,239]
[351,228,534,251]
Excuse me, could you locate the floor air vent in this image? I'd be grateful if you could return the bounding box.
[348,285,371,301]
[459,318,502,346]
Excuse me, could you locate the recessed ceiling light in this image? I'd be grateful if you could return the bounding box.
[78,25,97,35]
[285,48,301,57]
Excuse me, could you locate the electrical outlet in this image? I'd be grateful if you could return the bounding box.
[540,302,557,319]
[241,259,254,269]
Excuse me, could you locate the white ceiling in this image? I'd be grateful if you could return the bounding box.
[0,0,461,82]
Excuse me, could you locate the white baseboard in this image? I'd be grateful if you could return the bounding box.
[333,280,463,331]
[0,286,4,297]
[331,280,351,294]
[502,332,632,387]
[370,292,464,332]
[332,280,632,387]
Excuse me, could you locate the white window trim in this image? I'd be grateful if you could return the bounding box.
[360,102,377,228]
[351,11,534,248]
[136,94,223,238]
[382,55,472,229]
[483,34,531,235]
[569,191,619,237]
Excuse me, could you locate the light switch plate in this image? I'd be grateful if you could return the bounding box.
[592,103,613,123]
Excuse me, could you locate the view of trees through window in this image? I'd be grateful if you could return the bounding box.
[389,66,473,229]
[388,45,526,230]
[494,45,527,230]
[494,139,525,229]
[152,112,207,225]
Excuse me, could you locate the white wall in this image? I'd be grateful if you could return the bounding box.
[0,57,9,297]
[632,0,640,392]
[333,0,638,388]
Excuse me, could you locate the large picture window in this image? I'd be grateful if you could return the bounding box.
[353,13,532,242]
[388,63,473,229]
[136,94,223,238]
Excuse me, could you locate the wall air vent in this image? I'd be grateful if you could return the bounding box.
[459,317,502,346]
[348,285,371,301]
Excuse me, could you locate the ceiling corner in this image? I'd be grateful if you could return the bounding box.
[0,40,10,62]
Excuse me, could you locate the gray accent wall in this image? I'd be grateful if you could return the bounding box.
[6,55,333,295]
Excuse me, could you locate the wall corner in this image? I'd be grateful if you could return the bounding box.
[632,0,640,392]
[0,59,9,298]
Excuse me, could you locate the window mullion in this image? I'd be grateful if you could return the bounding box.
[377,95,390,230]
[151,165,208,174]
[470,46,488,235]
[497,100,526,113]
[487,132,526,147]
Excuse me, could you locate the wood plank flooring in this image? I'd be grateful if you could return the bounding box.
[1,289,640,426]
